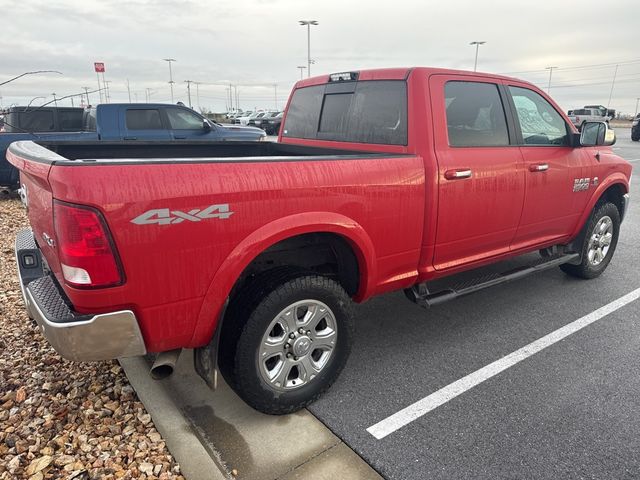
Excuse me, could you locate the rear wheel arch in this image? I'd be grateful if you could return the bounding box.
[190,213,377,348]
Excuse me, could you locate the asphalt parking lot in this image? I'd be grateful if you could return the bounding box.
[307,128,640,479]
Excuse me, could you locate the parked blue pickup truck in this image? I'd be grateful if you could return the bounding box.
[0,103,266,188]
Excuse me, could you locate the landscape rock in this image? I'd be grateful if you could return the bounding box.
[0,198,182,479]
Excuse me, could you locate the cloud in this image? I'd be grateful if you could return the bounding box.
[1,0,638,113]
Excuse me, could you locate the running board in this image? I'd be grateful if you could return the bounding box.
[405,252,580,308]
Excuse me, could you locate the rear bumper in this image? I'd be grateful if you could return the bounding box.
[15,229,146,362]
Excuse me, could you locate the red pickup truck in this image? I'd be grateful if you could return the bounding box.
[10,68,631,414]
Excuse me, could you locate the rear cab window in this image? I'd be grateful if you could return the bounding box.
[58,110,84,131]
[282,79,408,145]
[16,111,55,132]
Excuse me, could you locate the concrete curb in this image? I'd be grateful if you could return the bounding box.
[119,355,229,480]
[120,350,381,480]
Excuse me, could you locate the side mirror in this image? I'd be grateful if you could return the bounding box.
[580,121,615,147]
[203,120,212,131]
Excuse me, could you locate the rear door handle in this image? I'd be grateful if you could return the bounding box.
[529,163,549,172]
[123,136,137,140]
[174,135,187,139]
[444,169,472,180]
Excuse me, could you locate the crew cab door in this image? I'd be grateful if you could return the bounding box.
[120,107,171,140]
[163,106,222,140]
[430,75,525,270]
[504,84,592,250]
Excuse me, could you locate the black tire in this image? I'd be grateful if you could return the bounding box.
[218,267,308,388]
[228,275,354,414]
[560,202,620,279]
[632,131,639,142]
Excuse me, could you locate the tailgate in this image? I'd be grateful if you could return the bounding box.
[7,141,67,281]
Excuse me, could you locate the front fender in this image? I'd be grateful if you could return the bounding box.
[189,211,377,347]
[570,173,629,239]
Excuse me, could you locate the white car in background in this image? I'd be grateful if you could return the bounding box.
[233,111,254,125]
[239,111,267,126]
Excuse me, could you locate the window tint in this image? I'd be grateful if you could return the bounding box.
[17,111,55,132]
[319,94,351,133]
[126,109,163,130]
[509,86,568,145]
[282,85,324,139]
[166,107,204,129]
[58,110,84,131]
[444,81,509,147]
[283,81,407,145]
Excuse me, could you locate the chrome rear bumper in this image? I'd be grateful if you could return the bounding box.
[15,229,146,362]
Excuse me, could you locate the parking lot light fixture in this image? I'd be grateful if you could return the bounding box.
[469,41,486,72]
[163,58,177,102]
[545,66,558,93]
[299,20,318,77]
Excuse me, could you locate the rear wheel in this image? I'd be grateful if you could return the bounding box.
[560,202,620,279]
[222,275,354,414]
[632,130,639,142]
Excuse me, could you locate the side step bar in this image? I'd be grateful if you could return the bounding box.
[405,252,580,308]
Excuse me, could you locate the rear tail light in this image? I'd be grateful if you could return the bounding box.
[53,200,124,288]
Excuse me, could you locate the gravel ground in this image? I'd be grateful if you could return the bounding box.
[0,197,184,480]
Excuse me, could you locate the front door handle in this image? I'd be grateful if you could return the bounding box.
[123,136,137,140]
[444,169,472,180]
[529,163,549,172]
[174,135,187,140]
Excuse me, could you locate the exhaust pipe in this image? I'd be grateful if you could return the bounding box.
[150,349,182,380]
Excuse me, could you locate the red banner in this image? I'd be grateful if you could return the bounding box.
[94,62,105,73]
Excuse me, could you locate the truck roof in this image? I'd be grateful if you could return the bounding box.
[93,103,197,109]
[294,67,528,89]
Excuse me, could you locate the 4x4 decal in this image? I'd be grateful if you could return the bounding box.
[131,204,233,225]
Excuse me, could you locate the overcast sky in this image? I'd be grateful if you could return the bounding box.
[1,0,639,115]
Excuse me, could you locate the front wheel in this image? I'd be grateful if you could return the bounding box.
[560,202,620,279]
[230,276,354,414]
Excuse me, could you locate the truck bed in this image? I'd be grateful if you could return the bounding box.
[20,140,390,163]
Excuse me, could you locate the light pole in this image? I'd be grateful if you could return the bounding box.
[297,66,307,80]
[194,82,202,111]
[52,93,58,107]
[163,58,177,102]
[545,66,558,93]
[104,81,112,103]
[184,80,194,108]
[82,87,90,106]
[299,20,318,77]
[607,64,619,109]
[470,41,486,72]
[635,97,639,116]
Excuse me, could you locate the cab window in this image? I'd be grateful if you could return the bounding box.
[508,86,568,145]
[166,108,204,129]
[126,109,163,130]
[444,81,510,147]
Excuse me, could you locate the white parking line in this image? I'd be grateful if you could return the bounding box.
[367,287,640,440]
